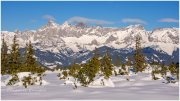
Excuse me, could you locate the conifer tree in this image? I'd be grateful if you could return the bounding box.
[176,62,179,80]
[9,34,21,74]
[133,35,145,73]
[69,63,80,79]
[114,55,121,67]
[1,36,8,74]
[161,63,167,77]
[101,50,113,79]
[24,41,37,72]
[87,47,100,83]
[168,62,176,77]
[23,41,44,74]
[77,64,89,86]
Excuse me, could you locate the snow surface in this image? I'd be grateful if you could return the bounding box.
[1,71,179,100]
[89,76,115,87]
[1,72,48,87]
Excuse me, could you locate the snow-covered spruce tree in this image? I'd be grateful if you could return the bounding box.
[133,35,145,73]
[1,36,9,75]
[101,50,113,79]
[9,34,21,74]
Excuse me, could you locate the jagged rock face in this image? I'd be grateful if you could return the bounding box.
[1,20,179,68]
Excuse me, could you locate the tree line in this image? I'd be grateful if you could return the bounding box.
[1,34,178,88]
[1,34,44,75]
[57,35,179,87]
[58,48,113,87]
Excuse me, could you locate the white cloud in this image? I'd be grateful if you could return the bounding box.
[158,18,179,23]
[67,16,113,25]
[42,15,55,21]
[121,18,147,24]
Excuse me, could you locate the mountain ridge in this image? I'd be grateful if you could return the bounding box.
[1,20,179,68]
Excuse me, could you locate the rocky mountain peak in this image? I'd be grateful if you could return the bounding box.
[126,24,145,30]
[61,21,70,29]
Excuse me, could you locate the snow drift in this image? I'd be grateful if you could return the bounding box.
[1,72,49,87]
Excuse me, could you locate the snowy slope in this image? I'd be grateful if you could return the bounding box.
[1,71,179,100]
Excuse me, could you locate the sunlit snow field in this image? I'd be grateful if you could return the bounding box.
[1,71,179,100]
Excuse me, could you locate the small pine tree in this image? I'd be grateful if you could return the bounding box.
[101,50,113,79]
[22,75,32,88]
[133,35,145,73]
[161,64,165,76]
[114,55,121,67]
[168,62,176,77]
[76,47,101,86]
[87,48,100,83]
[1,36,9,75]
[61,70,68,79]
[7,74,20,86]
[69,63,80,78]
[77,64,89,87]
[176,62,179,80]
[121,64,126,71]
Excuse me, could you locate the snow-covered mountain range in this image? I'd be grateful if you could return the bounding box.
[1,20,179,68]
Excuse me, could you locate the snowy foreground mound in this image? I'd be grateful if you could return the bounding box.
[63,76,115,88]
[90,76,115,87]
[1,72,49,86]
[1,71,179,100]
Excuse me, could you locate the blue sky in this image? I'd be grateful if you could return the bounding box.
[1,1,179,31]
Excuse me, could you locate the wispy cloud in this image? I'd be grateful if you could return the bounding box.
[158,18,179,23]
[30,19,37,23]
[67,16,113,25]
[42,15,55,21]
[121,18,147,24]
